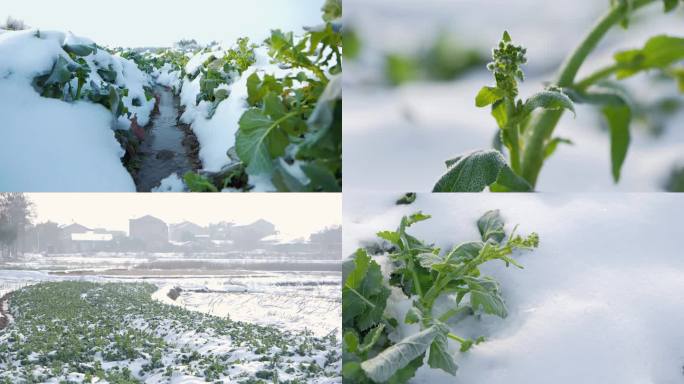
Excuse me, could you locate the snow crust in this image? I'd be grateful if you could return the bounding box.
[344,193,684,383]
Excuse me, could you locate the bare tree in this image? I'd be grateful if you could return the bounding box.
[0,193,34,259]
[2,16,28,31]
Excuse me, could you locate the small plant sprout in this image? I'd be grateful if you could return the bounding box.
[434,0,684,192]
[343,210,539,383]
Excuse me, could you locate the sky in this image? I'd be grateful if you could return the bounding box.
[26,193,341,242]
[0,0,324,47]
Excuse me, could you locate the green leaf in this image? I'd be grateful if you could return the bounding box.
[663,0,679,12]
[602,105,631,182]
[404,306,421,324]
[475,86,505,107]
[63,43,96,57]
[183,172,217,192]
[359,324,385,354]
[301,162,341,192]
[433,150,531,192]
[396,192,417,205]
[342,249,391,331]
[428,333,458,375]
[45,56,73,85]
[614,35,684,79]
[544,137,573,160]
[361,325,444,383]
[386,354,425,384]
[377,230,401,246]
[236,109,289,175]
[344,331,359,353]
[490,100,508,128]
[522,89,575,117]
[465,276,508,318]
[321,0,342,22]
[477,210,505,244]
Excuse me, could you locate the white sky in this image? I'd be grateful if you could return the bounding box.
[0,0,324,47]
[26,193,341,241]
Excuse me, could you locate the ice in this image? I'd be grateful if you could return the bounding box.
[344,193,684,383]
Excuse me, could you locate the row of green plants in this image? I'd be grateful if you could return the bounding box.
[184,0,343,192]
[0,281,340,383]
[32,31,150,119]
[343,209,539,383]
[433,0,684,192]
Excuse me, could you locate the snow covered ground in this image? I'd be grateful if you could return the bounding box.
[344,192,684,383]
[0,267,341,338]
[344,0,684,192]
[152,272,341,338]
[0,30,159,191]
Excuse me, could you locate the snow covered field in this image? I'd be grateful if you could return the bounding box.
[0,265,341,382]
[0,281,341,383]
[343,192,684,383]
[344,0,684,192]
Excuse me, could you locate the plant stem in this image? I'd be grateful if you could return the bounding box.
[574,63,620,90]
[506,99,521,173]
[519,0,657,187]
[447,333,466,344]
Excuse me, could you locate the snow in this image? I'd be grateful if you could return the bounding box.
[344,193,684,384]
[178,47,293,174]
[0,29,160,191]
[151,172,186,192]
[344,0,684,192]
[152,271,341,338]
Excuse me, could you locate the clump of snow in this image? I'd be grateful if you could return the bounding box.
[344,193,684,384]
[0,29,160,191]
[151,173,186,192]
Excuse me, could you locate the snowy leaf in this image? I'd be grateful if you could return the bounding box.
[477,210,505,244]
[236,109,288,175]
[428,332,458,375]
[361,325,443,382]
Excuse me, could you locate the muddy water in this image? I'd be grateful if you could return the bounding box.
[135,86,194,191]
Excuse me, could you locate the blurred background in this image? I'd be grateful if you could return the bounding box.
[343,0,684,192]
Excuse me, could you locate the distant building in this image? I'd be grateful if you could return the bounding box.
[70,231,114,252]
[169,221,207,242]
[129,215,168,250]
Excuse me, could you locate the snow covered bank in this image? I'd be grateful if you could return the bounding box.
[344,193,684,383]
[0,30,156,191]
[152,271,341,338]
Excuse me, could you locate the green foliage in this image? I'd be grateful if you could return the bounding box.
[437,2,684,190]
[0,282,340,382]
[385,33,484,86]
[395,193,417,205]
[433,150,532,192]
[183,172,218,192]
[32,44,130,118]
[343,210,539,383]
[235,7,342,192]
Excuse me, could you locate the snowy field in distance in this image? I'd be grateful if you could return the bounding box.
[0,263,341,338]
[344,192,684,384]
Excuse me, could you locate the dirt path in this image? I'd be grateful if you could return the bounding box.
[134,86,201,191]
[0,292,13,330]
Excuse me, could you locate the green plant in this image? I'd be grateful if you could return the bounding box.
[235,5,342,192]
[343,210,538,383]
[434,0,684,192]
